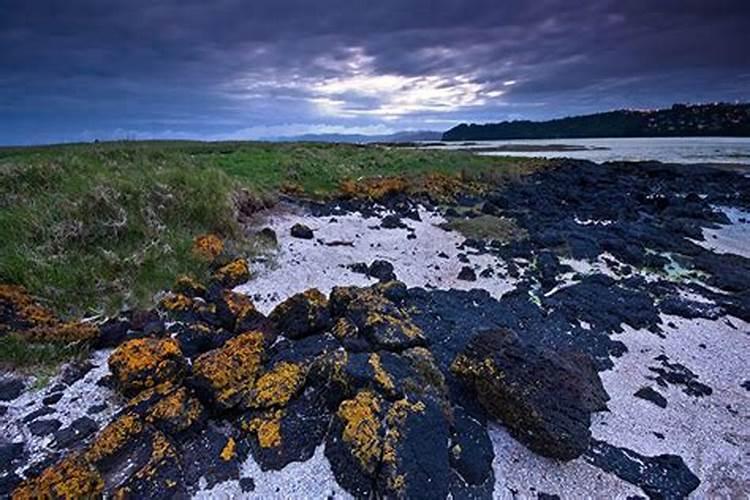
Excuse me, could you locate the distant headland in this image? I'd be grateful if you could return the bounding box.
[442,103,750,141]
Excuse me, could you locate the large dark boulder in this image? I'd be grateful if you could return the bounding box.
[290,223,314,239]
[108,338,187,397]
[452,328,608,460]
[268,289,332,339]
[334,285,426,352]
[326,390,388,498]
[377,395,451,499]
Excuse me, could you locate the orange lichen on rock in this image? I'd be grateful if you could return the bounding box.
[0,284,101,345]
[220,437,236,461]
[331,318,358,341]
[124,430,179,488]
[145,386,204,433]
[368,353,396,394]
[0,284,57,333]
[221,290,258,323]
[109,338,186,396]
[12,454,104,500]
[271,289,328,318]
[247,361,306,409]
[268,288,331,338]
[24,320,99,344]
[191,331,265,409]
[363,309,423,340]
[173,275,206,298]
[84,413,144,466]
[337,390,383,474]
[159,293,193,312]
[213,258,250,287]
[192,234,224,260]
[244,409,284,449]
[339,176,409,200]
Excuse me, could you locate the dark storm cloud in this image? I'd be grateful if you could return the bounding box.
[1,0,749,144]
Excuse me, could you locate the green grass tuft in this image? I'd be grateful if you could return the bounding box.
[0,334,89,385]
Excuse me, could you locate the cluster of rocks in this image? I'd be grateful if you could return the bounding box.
[6,159,749,498]
[6,259,613,499]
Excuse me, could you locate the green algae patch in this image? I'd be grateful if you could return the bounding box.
[442,214,527,243]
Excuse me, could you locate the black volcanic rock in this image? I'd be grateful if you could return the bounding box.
[634,386,668,408]
[368,260,396,281]
[290,223,314,239]
[452,329,607,460]
[457,266,477,281]
[585,440,700,499]
[0,379,25,402]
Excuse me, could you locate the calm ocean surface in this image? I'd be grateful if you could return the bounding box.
[421,137,750,165]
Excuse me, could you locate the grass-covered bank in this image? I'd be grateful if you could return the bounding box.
[0,140,542,318]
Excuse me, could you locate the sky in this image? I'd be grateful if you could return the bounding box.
[1,0,749,145]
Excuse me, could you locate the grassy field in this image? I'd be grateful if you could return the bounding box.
[0,140,540,318]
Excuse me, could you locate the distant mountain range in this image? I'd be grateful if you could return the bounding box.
[442,103,750,141]
[272,130,443,143]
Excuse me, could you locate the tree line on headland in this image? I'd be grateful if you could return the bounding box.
[442,103,750,141]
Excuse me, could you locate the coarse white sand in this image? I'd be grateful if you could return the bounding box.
[235,205,518,315]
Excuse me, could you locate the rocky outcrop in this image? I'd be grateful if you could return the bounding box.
[190,331,266,409]
[108,338,187,396]
[268,289,331,339]
[452,328,608,460]
[213,258,251,288]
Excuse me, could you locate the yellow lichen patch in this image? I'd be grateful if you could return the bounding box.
[401,347,449,407]
[244,409,284,448]
[380,397,427,482]
[363,309,423,340]
[222,290,258,322]
[220,437,236,461]
[127,381,176,407]
[192,234,224,260]
[145,386,204,433]
[349,288,423,341]
[160,293,193,312]
[24,320,99,344]
[412,172,469,200]
[192,331,265,409]
[337,390,383,474]
[368,353,395,394]
[451,354,496,380]
[129,431,178,485]
[214,258,250,286]
[339,176,409,200]
[247,362,306,409]
[321,349,350,389]
[173,274,207,297]
[108,338,185,395]
[387,474,406,493]
[270,288,328,322]
[146,431,174,464]
[0,284,57,333]
[12,454,104,500]
[331,318,358,340]
[85,413,144,465]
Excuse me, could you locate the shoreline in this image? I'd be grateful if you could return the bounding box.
[2,157,750,498]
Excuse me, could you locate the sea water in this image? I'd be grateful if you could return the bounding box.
[422,137,750,165]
